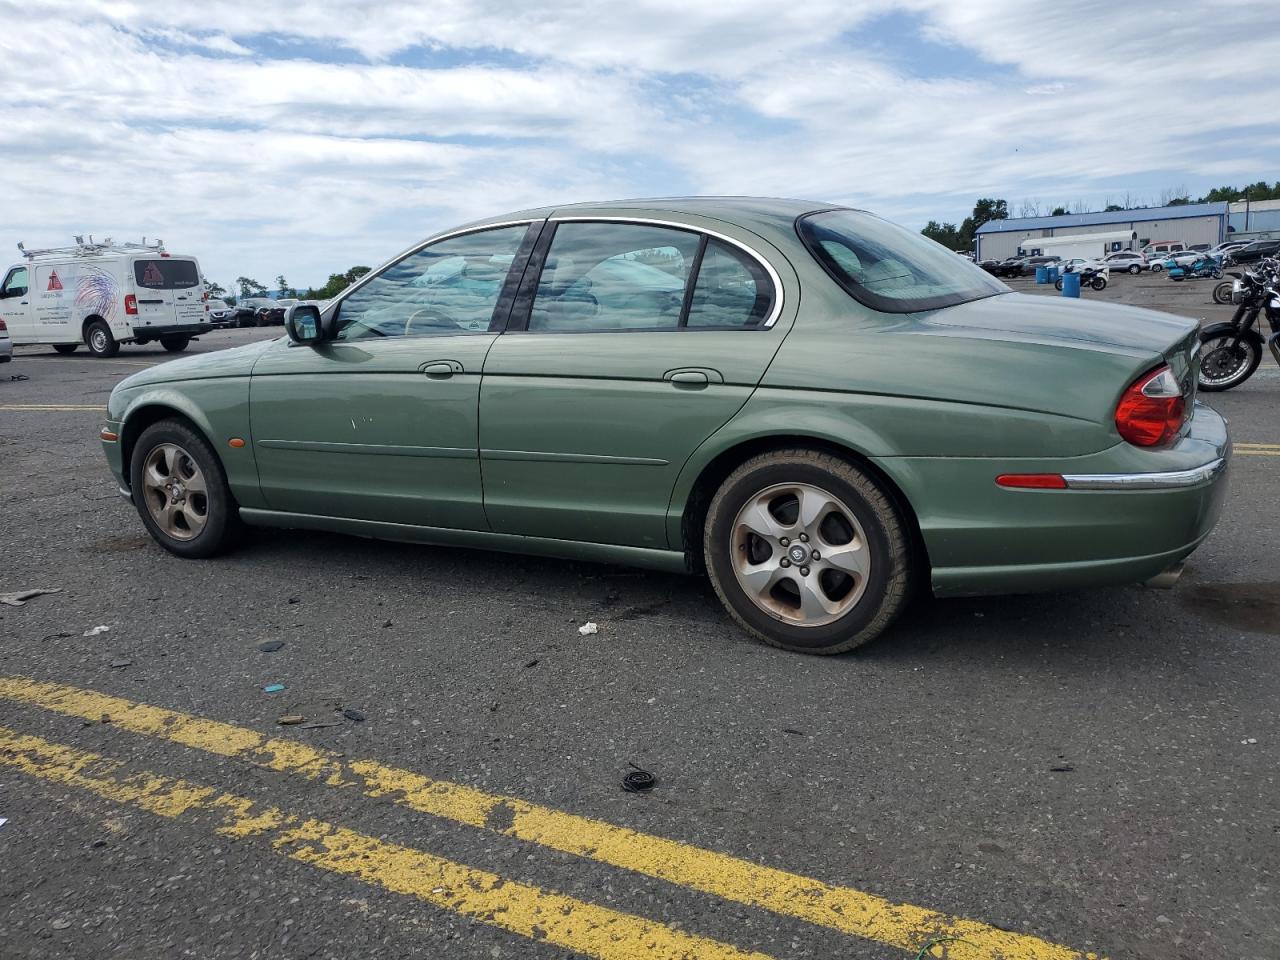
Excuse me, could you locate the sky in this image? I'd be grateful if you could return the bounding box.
[2,1,1278,291]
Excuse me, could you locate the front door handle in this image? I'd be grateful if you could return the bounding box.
[421,360,461,378]
[669,370,709,387]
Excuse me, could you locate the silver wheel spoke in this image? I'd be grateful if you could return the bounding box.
[738,562,788,598]
[738,498,788,539]
[822,541,870,580]
[797,577,839,620]
[182,469,207,495]
[797,486,837,532]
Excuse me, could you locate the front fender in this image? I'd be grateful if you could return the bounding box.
[1200,321,1264,349]
[114,381,265,508]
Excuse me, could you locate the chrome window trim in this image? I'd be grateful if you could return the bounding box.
[547,215,785,328]
[323,219,539,317]
[1062,457,1226,490]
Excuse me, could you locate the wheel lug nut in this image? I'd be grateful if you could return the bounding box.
[798,533,808,542]
[799,566,810,576]
[780,558,791,568]
[811,550,821,560]
[779,537,789,546]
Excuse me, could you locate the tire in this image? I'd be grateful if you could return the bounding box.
[160,335,190,353]
[1054,278,1064,291]
[52,344,77,355]
[1212,280,1234,305]
[703,449,911,654]
[129,419,241,558]
[1198,326,1263,392]
[1128,264,1141,274]
[1150,263,1163,272]
[85,319,119,357]
[1091,276,1107,291]
[254,313,267,328]
[1211,269,1223,280]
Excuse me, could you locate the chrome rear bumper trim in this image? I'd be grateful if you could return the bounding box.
[1063,457,1226,490]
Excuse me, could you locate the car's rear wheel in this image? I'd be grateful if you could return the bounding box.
[704,450,911,654]
[160,335,190,352]
[1151,263,1163,272]
[129,420,241,558]
[1128,264,1141,274]
[52,344,77,355]
[85,319,119,357]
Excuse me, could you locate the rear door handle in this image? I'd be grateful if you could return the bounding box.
[421,360,462,378]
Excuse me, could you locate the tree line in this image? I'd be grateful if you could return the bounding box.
[206,267,372,305]
[922,180,1280,252]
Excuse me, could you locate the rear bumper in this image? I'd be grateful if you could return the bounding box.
[130,324,209,340]
[875,402,1231,597]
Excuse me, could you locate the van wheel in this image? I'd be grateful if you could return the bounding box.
[160,335,190,353]
[53,344,77,355]
[85,320,119,358]
[703,450,911,654]
[129,419,241,558]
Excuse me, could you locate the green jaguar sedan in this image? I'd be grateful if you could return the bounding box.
[101,198,1229,654]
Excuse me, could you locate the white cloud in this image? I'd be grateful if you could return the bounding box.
[1,1,1277,285]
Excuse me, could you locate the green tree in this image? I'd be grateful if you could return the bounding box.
[957,198,1008,251]
[1050,206,1068,216]
[236,276,267,298]
[921,220,962,250]
[205,280,228,300]
[1104,204,1124,212]
[275,274,297,298]
[313,265,373,301]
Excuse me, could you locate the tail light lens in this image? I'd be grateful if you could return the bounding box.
[124,294,138,315]
[1115,365,1186,447]
[0,318,7,331]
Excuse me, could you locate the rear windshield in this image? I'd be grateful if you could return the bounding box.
[134,258,200,289]
[797,210,1007,313]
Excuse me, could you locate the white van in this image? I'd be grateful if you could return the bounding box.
[0,239,212,357]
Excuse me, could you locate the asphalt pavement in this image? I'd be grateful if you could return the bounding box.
[0,281,1277,960]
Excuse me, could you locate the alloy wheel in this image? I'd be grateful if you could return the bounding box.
[141,443,209,540]
[1200,337,1256,387]
[730,482,870,626]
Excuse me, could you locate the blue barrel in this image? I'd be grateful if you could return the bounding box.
[1047,266,1059,282]
[1035,265,1048,284]
[1061,271,1081,298]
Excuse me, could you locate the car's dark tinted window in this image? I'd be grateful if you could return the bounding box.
[134,259,200,289]
[528,222,699,332]
[798,210,1007,313]
[686,239,773,328]
[338,225,527,339]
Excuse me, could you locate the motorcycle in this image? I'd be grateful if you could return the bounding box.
[1211,278,1234,304]
[1168,254,1222,281]
[1198,259,1280,391]
[1054,267,1108,291]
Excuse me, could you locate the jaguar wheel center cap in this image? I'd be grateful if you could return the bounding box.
[788,544,809,564]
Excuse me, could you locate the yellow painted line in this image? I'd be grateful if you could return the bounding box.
[0,403,103,410]
[1234,442,1280,456]
[0,723,772,960]
[0,676,1098,960]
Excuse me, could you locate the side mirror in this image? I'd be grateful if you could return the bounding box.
[285,304,329,345]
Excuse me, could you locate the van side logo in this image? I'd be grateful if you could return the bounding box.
[141,262,165,286]
[47,270,64,291]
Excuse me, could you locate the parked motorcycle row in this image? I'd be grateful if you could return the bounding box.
[1198,257,1280,392]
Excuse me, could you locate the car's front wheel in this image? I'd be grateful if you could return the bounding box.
[129,420,241,558]
[703,450,911,654]
[1151,263,1163,272]
[160,335,190,352]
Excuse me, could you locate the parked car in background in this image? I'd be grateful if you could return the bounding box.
[99,197,1228,655]
[1016,255,1061,276]
[1228,238,1280,264]
[207,299,235,326]
[255,298,300,326]
[234,297,273,327]
[1058,258,1109,275]
[1143,241,1187,258]
[1207,241,1247,260]
[1152,251,1200,272]
[990,257,1025,277]
[977,259,1003,274]
[0,316,11,363]
[1102,251,1147,274]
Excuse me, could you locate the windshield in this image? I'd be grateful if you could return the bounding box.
[797,210,1007,312]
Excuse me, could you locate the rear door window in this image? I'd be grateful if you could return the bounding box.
[685,240,774,329]
[134,259,200,289]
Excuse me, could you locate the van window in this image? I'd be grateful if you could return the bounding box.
[2,266,28,296]
[134,259,200,289]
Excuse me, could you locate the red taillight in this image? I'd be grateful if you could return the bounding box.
[1115,365,1185,447]
[124,294,138,315]
[996,473,1067,489]
[202,290,209,301]
[0,318,7,331]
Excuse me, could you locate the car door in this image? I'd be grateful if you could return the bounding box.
[0,266,32,341]
[478,216,796,549]
[250,222,538,529]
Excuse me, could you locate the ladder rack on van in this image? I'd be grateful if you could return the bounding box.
[17,237,166,261]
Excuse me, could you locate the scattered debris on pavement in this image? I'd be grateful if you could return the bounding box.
[83,625,110,637]
[257,640,285,653]
[277,715,305,725]
[263,683,286,694]
[342,708,366,722]
[578,621,599,636]
[109,659,132,669]
[0,587,62,607]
